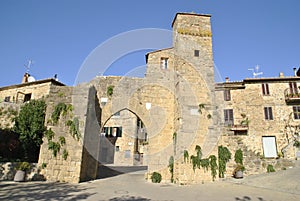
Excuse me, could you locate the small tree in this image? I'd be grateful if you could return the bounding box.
[13,99,47,162]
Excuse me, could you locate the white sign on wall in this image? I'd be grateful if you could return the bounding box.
[262,136,278,158]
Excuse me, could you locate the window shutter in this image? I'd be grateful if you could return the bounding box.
[262,84,265,95]
[229,109,233,122]
[294,82,298,94]
[269,107,273,120]
[293,106,297,119]
[224,110,228,122]
[264,107,268,120]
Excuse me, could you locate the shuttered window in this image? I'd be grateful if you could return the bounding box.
[161,58,168,69]
[224,109,234,126]
[264,107,273,120]
[262,83,270,95]
[224,90,231,101]
[293,106,300,120]
[289,82,298,94]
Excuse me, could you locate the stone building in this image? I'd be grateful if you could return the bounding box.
[0,12,299,184]
[0,74,65,103]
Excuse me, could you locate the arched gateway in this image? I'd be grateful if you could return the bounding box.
[39,13,221,184]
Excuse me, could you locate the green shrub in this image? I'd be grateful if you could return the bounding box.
[267,164,275,173]
[151,172,162,183]
[16,162,30,171]
[107,85,114,96]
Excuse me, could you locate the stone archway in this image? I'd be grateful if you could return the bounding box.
[99,108,148,166]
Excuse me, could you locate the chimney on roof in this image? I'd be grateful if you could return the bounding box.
[293,67,297,76]
[21,73,29,83]
[225,77,229,82]
[296,68,300,77]
[279,72,284,78]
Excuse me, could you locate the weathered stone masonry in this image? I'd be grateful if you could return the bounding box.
[0,12,298,184]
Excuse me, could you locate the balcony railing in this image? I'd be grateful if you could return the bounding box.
[284,88,300,103]
[230,124,248,131]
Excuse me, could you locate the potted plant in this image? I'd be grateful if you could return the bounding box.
[233,163,245,179]
[14,162,31,182]
[233,149,245,179]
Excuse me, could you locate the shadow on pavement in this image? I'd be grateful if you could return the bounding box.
[235,196,268,201]
[0,181,95,201]
[97,164,147,179]
[107,195,151,201]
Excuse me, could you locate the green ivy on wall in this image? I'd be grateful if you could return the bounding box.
[46,102,80,160]
[218,145,231,178]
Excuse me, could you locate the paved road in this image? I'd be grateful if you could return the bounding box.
[0,163,299,201]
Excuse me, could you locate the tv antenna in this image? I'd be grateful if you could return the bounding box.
[24,60,34,73]
[248,65,263,78]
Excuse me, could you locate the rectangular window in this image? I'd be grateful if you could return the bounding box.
[161,58,168,69]
[224,109,234,126]
[116,127,122,137]
[24,93,31,102]
[194,50,199,57]
[264,107,273,120]
[289,82,298,94]
[293,106,300,120]
[104,126,122,137]
[4,96,10,102]
[262,136,278,158]
[262,83,270,95]
[224,90,231,101]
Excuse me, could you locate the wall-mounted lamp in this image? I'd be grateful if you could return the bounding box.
[101,97,108,106]
[146,102,151,110]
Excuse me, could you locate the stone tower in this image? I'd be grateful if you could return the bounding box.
[172,13,214,91]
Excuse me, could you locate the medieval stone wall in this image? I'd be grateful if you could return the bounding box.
[2,12,298,185]
[39,84,99,183]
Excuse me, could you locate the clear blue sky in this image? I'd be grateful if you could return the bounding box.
[0,0,299,86]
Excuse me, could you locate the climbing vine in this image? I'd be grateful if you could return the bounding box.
[168,156,174,183]
[185,145,218,181]
[218,145,231,178]
[190,155,198,171]
[183,150,189,163]
[209,155,218,181]
[48,141,61,157]
[200,158,210,172]
[46,102,79,160]
[172,132,177,155]
[62,149,68,160]
[107,85,114,96]
[190,145,202,171]
[66,117,81,141]
[282,112,300,156]
[198,103,212,119]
